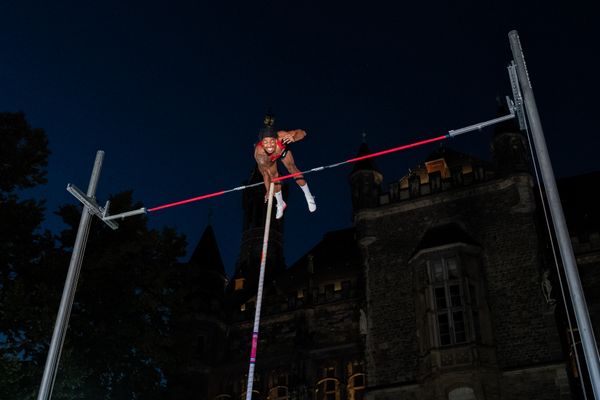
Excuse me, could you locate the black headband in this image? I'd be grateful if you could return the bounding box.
[258,126,277,140]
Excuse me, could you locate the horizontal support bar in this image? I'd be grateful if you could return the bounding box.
[102,207,147,221]
[448,113,515,137]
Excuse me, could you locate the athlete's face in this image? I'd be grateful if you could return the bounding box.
[262,137,277,154]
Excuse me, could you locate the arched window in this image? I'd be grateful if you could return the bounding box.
[240,374,261,400]
[214,395,232,400]
[448,386,476,400]
[316,378,340,400]
[267,386,288,400]
[240,391,260,400]
[347,373,366,400]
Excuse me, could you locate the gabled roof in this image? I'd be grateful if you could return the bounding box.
[189,224,226,277]
[414,222,480,253]
[282,227,361,284]
[351,141,381,175]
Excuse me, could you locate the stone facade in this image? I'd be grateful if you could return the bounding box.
[179,121,598,399]
[357,171,568,399]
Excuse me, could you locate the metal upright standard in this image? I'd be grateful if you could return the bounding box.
[245,182,276,400]
[37,150,145,400]
[509,30,600,398]
[37,151,105,400]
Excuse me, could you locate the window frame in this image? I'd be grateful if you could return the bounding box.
[425,252,478,347]
[267,386,289,400]
[347,373,366,400]
[315,377,340,400]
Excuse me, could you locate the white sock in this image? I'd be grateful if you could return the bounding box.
[274,190,284,206]
[300,184,316,212]
[300,183,312,198]
[274,190,286,219]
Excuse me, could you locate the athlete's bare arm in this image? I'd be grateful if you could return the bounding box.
[277,129,306,144]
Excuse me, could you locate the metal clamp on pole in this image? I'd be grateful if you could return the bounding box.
[508,61,527,130]
[66,184,119,230]
[67,184,149,225]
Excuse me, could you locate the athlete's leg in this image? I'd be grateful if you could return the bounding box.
[280,151,316,212]
[266,164,286,219]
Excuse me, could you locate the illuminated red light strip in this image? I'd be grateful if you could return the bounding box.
[147,191,226,212]
[345,135,448,164]
[148,133,450,212]
[273,134,449,183]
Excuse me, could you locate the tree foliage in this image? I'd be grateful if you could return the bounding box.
[0,112,58,399]
[0,112,49,193]
[1,113,190,399]
[51,192,187,399]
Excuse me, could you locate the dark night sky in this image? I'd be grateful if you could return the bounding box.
[1,1,598,276]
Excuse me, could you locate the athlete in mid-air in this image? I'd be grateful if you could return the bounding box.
[254,114,316,219]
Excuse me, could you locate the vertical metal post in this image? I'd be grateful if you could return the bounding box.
[245,182,275,400]
[37,151,105,400]
[509,30,600,397]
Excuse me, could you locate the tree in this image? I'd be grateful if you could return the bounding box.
[50,192,187,399]
[1,112,190,399]
[0,112,56,399]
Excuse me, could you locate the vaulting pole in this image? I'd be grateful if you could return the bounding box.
[245,182,275,400]
[37,151,104,400]
[509,30,600,398]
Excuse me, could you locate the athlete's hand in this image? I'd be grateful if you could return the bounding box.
[280,132,295,144]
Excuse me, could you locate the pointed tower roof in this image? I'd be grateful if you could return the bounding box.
[189,224,226,277]
[351,133,381,175]
[415,222,479,252]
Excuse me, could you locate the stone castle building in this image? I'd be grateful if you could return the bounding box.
[170,114,600,399]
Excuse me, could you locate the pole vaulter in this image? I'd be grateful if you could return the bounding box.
[37,105,516,400]
[142,110,515,215]
[37,30,600,399]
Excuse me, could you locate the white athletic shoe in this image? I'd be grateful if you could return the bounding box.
[306,195,317,213]
[276,201,287,219]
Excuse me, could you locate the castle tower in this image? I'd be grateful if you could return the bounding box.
[355,136,567,399]
[349,134,383,214]
[168,224,228,399]
[492,101,530,176]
